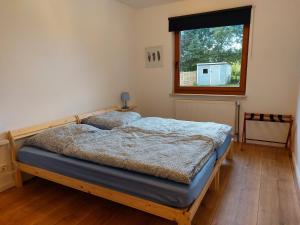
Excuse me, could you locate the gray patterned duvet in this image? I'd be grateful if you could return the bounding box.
[25,124,214,184]
[123,117,232,149]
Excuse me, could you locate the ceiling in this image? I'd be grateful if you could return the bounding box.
[117,0,183,8]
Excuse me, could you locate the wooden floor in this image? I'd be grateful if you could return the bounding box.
[0,143,299,225]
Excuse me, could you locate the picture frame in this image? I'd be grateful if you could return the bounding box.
[145,46,163,68]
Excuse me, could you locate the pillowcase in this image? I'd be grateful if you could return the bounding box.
[82,111,141,130]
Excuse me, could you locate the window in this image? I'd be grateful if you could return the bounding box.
[169,6,252,95]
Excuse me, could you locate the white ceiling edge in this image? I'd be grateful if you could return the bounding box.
[117,0,183,9]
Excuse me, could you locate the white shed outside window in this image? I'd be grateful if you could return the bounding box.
[196,62,232,86]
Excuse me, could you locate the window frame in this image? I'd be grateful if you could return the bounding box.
[174,24,250,95]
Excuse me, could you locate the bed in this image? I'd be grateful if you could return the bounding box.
[7,107,233,225]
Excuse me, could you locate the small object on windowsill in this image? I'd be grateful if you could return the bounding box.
[117,105,137,112]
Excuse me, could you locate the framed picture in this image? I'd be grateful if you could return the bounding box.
[145,46,163,68]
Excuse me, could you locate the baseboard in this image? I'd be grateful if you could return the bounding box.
[0,171,15,192]
[292,152,300,191]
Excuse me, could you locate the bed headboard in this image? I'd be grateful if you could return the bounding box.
[4,106,118,170]
[76,106,119,122]
[7,115,78,166]
[0,132,9,146]
[9,116,77,141]
[6,106,118,141]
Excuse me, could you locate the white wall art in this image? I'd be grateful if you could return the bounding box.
[145,46,163,68]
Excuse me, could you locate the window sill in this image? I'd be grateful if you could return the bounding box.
[169,93,247,99]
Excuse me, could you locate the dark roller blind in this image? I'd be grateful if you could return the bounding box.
[169,6,252,32]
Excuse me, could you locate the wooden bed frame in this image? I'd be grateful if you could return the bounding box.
[1,107,233,225]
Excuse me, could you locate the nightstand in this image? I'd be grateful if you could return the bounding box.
[117,105,137,112]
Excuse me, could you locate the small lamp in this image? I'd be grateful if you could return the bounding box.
[121,92,130,109]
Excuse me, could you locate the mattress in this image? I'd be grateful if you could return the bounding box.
[216,134,232,159]
[17,147,217,208]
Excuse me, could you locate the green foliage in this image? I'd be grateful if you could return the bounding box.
[231,61,241,84]
[180,25,243,73]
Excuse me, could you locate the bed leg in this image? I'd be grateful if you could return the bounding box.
[212,170,220,191]
[176,214,192,225]
[226,145,233,160]
[15,168,23,188]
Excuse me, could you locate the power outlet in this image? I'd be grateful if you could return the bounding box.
[0,164,8,173]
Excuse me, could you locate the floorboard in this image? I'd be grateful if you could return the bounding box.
[0,143,299,225]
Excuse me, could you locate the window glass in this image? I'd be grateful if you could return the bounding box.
[179,25,244,88]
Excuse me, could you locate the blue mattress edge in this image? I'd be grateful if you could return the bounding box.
[17,147,217,208]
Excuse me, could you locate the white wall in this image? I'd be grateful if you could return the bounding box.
[134,0,300,142]
[0,0,136,190]
[0,0,136,132]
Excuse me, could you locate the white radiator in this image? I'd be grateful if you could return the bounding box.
[174,100,237,133]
